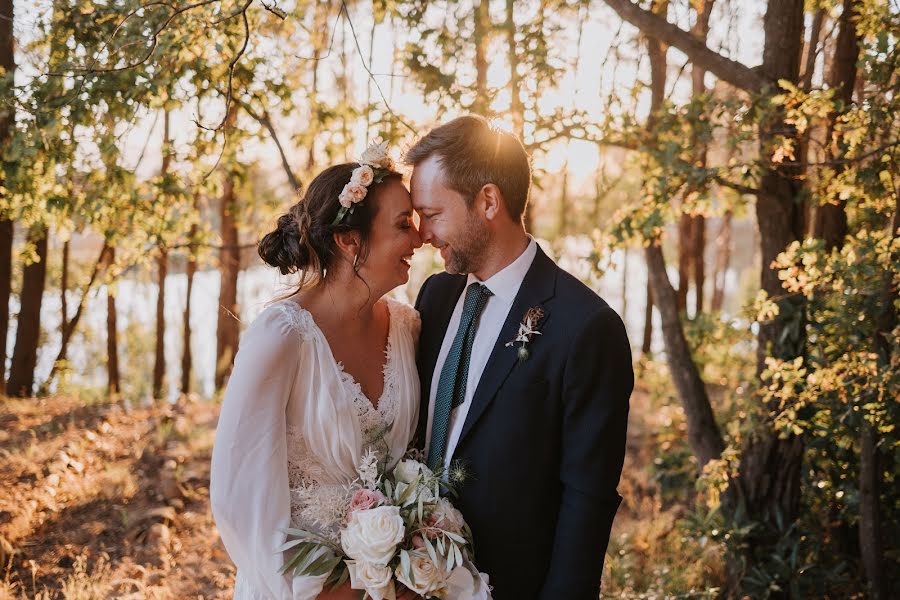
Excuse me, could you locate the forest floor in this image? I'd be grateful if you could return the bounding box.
[0,381,723,599]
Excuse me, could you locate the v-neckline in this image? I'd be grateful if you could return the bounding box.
[292,299,394,411]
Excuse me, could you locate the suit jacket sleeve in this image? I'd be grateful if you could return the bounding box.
[539,305,633,600]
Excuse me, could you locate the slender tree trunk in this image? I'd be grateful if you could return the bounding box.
[692,215,705,315]
[558,162,569,236]
[812,0,859,248]
[711,211,732,312]
[216,156,241,391]
[60,240,69,336]
[7,228,48,397]
[0,0,16,391]
[642,0,724,468]
[801,8,825,90]
[43,243,113,390]
[181,222,197,395]
[153,248,167,399]
[153,108,172,400]
[473,0,490,114]
[641,279,653,356]
[646,244,724,465]
[676,214,691,312]
[107,248,119,397]
[505,0,530,231]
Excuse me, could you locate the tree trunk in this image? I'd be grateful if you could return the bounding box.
[739,0,807,525]
[800,8,825,90]
[641,278,653,356]
[505,0,530,231]
[812,0,860,249]
[692,215,705,315]
[107,248,119,397]
[858,189,897,600]
[43,243,113,391]
[7,228,48,397]
[153,248,167,399]
[0,0,15,390]
[60,239,70,339]
[711,211,732,312]
[0,220,11,390]
[646,244,725,466]
[473,0,490,114]
[216,171,241,390]
[181,223,197,395]
[676,214,691,312]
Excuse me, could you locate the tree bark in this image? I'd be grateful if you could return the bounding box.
[216,165,241,391]
[646,243,724,466]
[800,8,825,90]
[60,240,69,336]
[505,0,530,231]
[711,211,732,312]
[43,243,113,391]
[812,0,860,249]
[107,248,119,397]
[858,193,897,600]
[181,221,198,395]
[641,278,653,356]
[7,228,48,397]
[0,0,16,390]
[601,0,768,93]
[473,0,490,114]
[739,0,807,525]
[153,248,168,399]
[692,215,705,315]
[676,214,691,313]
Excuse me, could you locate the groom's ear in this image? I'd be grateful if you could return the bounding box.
[478,183,505,221]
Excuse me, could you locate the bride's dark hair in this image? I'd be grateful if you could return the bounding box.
[258,163,400,288]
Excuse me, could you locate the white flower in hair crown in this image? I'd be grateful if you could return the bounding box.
[333,142,396,225]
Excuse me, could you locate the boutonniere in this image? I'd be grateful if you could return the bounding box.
[505,307,545,361]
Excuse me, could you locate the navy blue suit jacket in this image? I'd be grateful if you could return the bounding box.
[414,245,633,600]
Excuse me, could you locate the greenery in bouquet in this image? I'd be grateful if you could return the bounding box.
[280,449,487,599]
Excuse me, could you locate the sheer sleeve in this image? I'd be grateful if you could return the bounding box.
[210,306,327,600]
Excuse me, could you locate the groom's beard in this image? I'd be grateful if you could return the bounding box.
[443,212,491,275]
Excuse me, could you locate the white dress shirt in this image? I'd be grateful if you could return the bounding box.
[424,237,538,469]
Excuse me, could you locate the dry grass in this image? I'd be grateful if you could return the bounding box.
[1,383,725,599]
[0,394,233,599]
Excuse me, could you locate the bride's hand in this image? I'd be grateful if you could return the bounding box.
[316,581,358,600]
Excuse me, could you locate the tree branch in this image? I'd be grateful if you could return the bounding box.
[231,93,302,192]
[600,0,769,93]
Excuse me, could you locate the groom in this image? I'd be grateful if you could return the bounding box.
[406,115,633,599]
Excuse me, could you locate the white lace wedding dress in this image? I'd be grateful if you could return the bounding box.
[210,297,421,600]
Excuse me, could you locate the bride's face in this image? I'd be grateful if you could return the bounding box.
[358,178,422,291]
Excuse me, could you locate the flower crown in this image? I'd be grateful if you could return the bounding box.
[332,142,396,226]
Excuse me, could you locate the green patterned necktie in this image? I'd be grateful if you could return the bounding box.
[427,282,493,470]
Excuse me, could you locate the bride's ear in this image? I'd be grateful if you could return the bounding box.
[333,229,362,261]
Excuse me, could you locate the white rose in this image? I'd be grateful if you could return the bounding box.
[346,560,396,600]
[360,142,394,169]
[395,554,445,596]
[341,506,405,565]
[350,165,375,186]
[393,459,424,485]
[432,497,466,534]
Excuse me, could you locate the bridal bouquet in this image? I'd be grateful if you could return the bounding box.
[280,450,489,600]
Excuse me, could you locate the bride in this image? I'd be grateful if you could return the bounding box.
[210,148,423,600]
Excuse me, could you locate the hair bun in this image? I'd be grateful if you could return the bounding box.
[258,213,308,275]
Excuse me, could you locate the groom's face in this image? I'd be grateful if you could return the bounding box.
[410,156,490,275]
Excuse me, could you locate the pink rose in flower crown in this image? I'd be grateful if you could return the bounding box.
[349,488,386,515]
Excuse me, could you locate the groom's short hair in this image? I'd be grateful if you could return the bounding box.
[404,115,531,221]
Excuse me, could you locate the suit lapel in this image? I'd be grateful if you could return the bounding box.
[455,247,557,452]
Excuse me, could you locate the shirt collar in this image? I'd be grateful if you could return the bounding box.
[466,237,537,303]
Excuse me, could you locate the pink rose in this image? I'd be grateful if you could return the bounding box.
[349,488,386,515]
